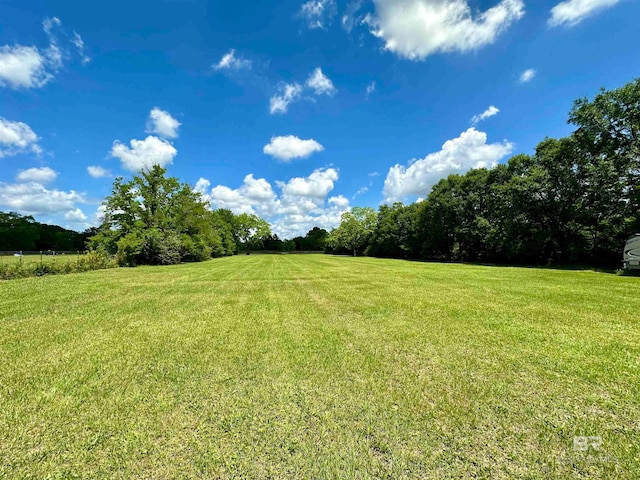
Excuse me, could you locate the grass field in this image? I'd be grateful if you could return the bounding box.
[1,255,638,478]
[0,253,84,264]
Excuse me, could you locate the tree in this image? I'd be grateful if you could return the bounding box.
[329,207,377,256]
[368,202,420,258]
[569,79,640,264]
[234,213,272,251]
[0,212,40,250]
[90,166,258,265]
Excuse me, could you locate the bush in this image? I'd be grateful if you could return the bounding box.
[116,233,143,267]
[139,229,181,265]
[180,234,212,262]
[0,251,117,281]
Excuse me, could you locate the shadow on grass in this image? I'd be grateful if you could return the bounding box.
[397,257,636,276]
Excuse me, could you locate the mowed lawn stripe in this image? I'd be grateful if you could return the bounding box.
[1,255,638,478]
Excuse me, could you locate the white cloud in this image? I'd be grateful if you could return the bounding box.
[71,31,91,64]
[0,117,42,157]
[520,68,536,83]
[16,167,57,183]
[91,204,107,226]
[64,208,87,222]
[194,178,211,196]
[471,105,500,125]
[328,195,350,208]
[342,0,365,32]
[263,135,324,162]
[299,0,338,29]
[110,136,177,172]
[199,168,347,237]
[278,168,339,198]
[0,17,88,90]
[549,0,619,27]
[353,186,368,199]
[208,174,278,216]
[270,68,337,114]
[270,83,304,114]
[212,49,252,71]
[365,81,376,98]
[146,107,181,139]
[383,128,514,202]
[0,46,52,89]
[0,181,86,215]
[306,68,337,95]
[42,17,62,35]
[87,166,112,178]
[368,0,525,60]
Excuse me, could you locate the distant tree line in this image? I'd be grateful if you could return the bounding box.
[255,227,329,252]
[0,212,93,252]
[327,78,640,268]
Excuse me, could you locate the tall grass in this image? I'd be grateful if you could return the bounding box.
[0,251,117,280]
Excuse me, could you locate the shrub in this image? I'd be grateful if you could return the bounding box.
[139,229,181,265]
[0,251,117,280]
[116,233,143,267]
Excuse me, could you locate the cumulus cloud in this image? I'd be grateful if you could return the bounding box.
[383,128,514,202]
[110,136,177,172]
[549,0,619,27]
[0,181,86,216]
[16,167,57,183]
[0,17,89,89]
[194,178,211,195]
[368,0,525,60]
[270,83,304,114]
[306,68,337,95]
[263,135,324,162]
[520,68,536,83]
[299,0,338,29]
[471,105,500,125]
[87,166,111,178]
[328,195,350,208]
[0,46,52,89]
[212,49,252,71]
[0,117,42,158]
[278,168,339,198]
[64,208,87,222]
[146,107,181,139]
[206,174,278,216]
[198,168,347,237]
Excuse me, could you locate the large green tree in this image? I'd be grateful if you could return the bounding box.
[90,166,253,265]
[328,207,377,256]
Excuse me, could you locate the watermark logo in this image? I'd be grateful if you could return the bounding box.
[573,436,602,452]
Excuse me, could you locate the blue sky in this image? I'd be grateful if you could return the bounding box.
[1,0,639,237]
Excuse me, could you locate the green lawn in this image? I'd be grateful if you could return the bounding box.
[0,253,84,264]
[1,255,638,478]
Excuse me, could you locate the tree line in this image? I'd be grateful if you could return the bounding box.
[327,78,640,268]
[0,212,93,252]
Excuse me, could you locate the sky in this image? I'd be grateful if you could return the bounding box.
[1,0,639,238]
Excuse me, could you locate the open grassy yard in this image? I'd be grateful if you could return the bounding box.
[0,253,84,264]
[1,255,638,478]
